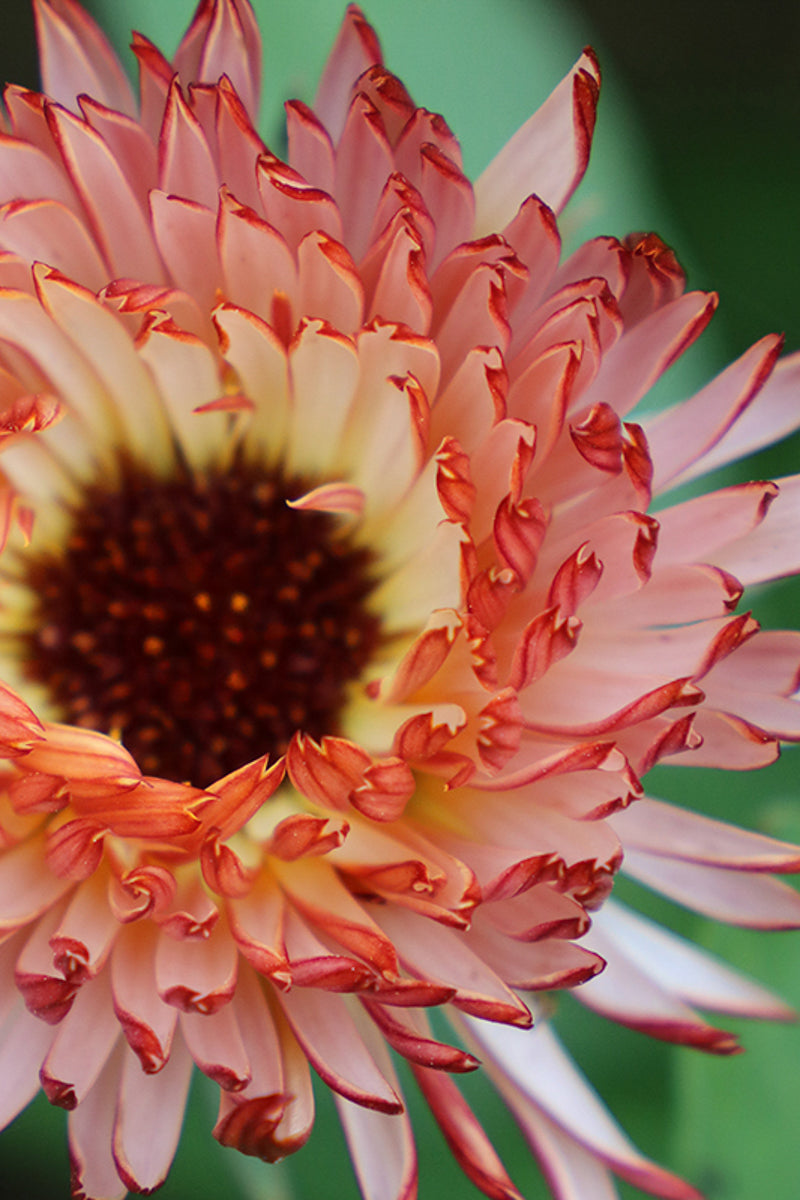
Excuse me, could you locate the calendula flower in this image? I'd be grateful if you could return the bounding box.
[0,1,799,1198]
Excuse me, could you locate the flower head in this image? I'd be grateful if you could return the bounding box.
[0,2,799,1198]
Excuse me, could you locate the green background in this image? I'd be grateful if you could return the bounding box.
[0,1,798,1197]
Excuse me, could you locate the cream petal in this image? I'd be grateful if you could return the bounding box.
[35,267,174,467]
[136,314,231,467]
[213,301,291,461]
[285,319,359,476]
[0,286,121,452]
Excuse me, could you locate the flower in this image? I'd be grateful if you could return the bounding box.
[0,1,799,1198]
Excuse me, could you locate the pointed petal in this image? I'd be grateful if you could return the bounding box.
[474,50,600,232]
[34,0,136,117]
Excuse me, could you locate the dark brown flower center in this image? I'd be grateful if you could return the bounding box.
[20,458,381,787]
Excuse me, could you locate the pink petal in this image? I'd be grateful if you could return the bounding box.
[155,916,238,1014]
[334,1030,417,1200]
[217,188,297,322]
[181,1001,251,1091]
[111,921,177,1073]
[0,994,58,1128]
[462,1019,702,1200]
[578,922,740,1054]
[315,5,383,145]
[40,967,120,1108]
[0,833,74,936]
[594,901,795,1021]
[112,1035,193,1193]
[362,1001,479,1073]
[647,334,782,492]
[623,849,800,928]
[49,869,118,983]
[673,346,800,483]
[611,797,800,872]
[34,0,136,117]
[175,0,262,123]
[715,472,800,586]
[374,904,532,1027]
[0,133,81,215]
[286,98,336,194]
[297,229,364,333]
[46,103,165,281]
[474,50,600,232]
[68,1043,128,1200]
[411,1064,523,1200]
[276,985,402,1113]
[580,290,718,419]
[159,79,220,209]
[149,189,219,310]
[335,94,395,261]
[0,198,108,290]
[79,95,159,211]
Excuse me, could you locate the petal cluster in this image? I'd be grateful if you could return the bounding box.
[0,2,799,1199]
